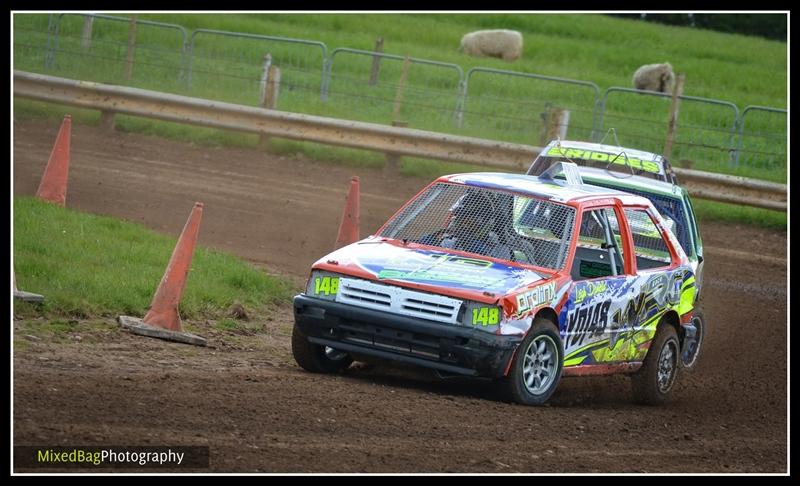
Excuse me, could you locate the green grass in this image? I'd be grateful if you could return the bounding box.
[692,199,787,230]
[13,197,295,319]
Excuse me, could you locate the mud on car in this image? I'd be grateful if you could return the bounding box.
[292,164,700,406]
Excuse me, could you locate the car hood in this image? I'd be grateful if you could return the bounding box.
[312,237,551,303]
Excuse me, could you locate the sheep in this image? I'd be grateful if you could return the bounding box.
[459,29,523,62]
[632,62,676,93]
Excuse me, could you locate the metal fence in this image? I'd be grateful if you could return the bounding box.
[460,68,601,145]
[186,29,328,107]
[323,48,464,130]
[13,13,787,180]
[596,88,742,174]
[44,13,187,88]
[734,106,787,171]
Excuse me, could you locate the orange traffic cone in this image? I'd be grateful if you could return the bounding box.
[334,176,360,249]
[13,270,44,303]
[36,115,72,206]
[117,202,207,346]
[143,202,204,332]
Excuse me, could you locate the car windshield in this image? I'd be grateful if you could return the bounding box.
[529,151,668,182]
[379,182,576,271]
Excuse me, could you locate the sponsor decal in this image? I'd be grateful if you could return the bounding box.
[566,299,612,348]
[515,282,556,316]
[353,246,542,292]
[575,280,608,304]
[546,147,662,175]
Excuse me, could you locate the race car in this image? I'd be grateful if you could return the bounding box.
[292,163,698,406]
[528,139,704,369]
[527,139,679,184]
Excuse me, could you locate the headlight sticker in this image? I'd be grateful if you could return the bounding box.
[314,275,339,296]
[515,281,556,316]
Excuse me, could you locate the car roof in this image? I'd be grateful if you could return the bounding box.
[573,167,683,198]
[438,172,653,206]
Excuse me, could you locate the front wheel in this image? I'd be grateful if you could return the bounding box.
[631,323,680,405]
[291,323,353,373]
[497,318,563,406]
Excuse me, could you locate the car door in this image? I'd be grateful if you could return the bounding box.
[562,205,639,368]
[618,206,686,363]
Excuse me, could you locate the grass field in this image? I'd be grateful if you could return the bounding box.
[13,197,294,319]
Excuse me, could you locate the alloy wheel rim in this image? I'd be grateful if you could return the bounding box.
[522,335,557,395]
[657,340,678,393]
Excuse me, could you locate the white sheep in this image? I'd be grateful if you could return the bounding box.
[632,62,676,93]
[459,29,523,62]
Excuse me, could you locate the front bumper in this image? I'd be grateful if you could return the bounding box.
[293,294,522,378]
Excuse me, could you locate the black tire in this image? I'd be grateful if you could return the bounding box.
[291,323,353,373]
[681,307,705,371]
[497,318,563,406]
[631,322,680,405]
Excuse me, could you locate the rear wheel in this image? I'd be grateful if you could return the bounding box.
[631,322,680,405]
[681,308,705,370]
[497,318,563,406]
[292,323,353,373]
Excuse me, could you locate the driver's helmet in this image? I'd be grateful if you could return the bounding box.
[447,190,496,239]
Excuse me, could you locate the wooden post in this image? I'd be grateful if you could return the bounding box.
[124,15,137,81]
[386,56,411,174]
[392,56,411,122]
[259,54,272,107]
[81,15,94,50]
[368,37,384,86]
[100,110,116,131]
[546,109,570,143]
[663,73,686,161]
[259,63,281,149]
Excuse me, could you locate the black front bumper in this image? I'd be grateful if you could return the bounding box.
[293,294,522,378]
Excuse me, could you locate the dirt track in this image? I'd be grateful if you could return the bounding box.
[12,118,788,473]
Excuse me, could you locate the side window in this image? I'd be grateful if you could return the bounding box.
[572,208,625,280]
[624,209,673,271]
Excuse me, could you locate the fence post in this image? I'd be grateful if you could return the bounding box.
[543,108,570,145]
[392,56,411,122]
[369,37,384,86]
[124,15,138,81]
[100,110,116,131]
[259,57,281,150]
[80,14,94,50]
[45,14,59,70]
[663,73,686,162]
[259,54,272,107]
[454,78,466,129]
[385,56,412,175]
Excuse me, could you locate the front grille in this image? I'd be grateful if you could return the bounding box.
[336,277,462,324]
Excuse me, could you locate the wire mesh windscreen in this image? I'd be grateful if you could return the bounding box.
[380,183,576,270]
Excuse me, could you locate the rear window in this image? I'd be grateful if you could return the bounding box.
[380,182,576,271]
